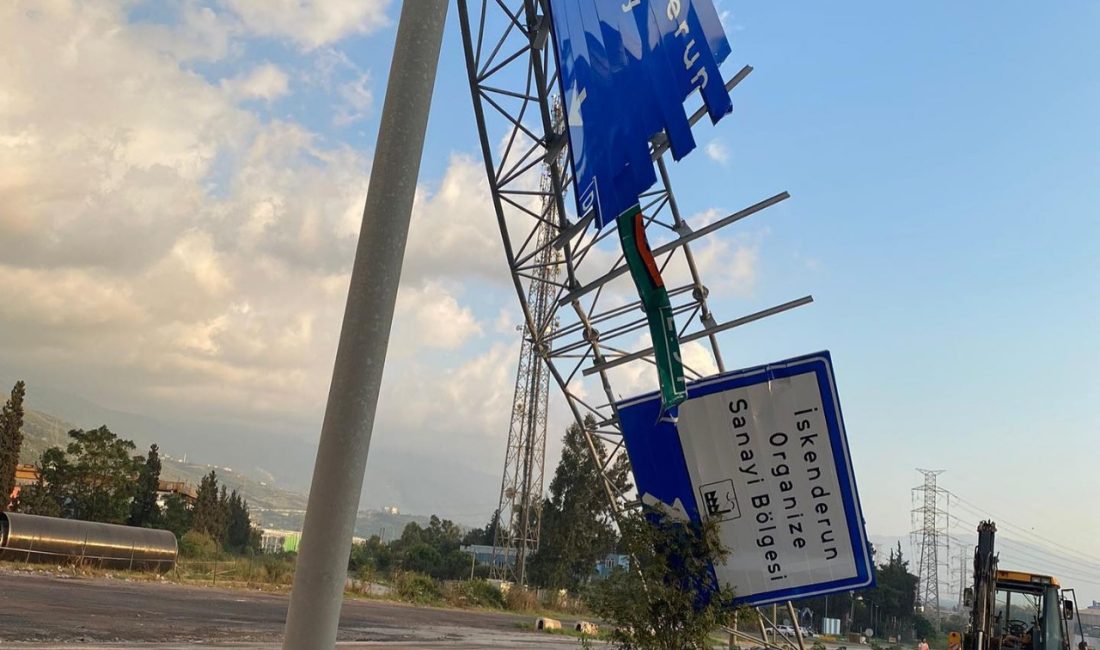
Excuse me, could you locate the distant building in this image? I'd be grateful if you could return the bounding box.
[593,553,630,579]
[156,479,197,506]
[1079,603,1100,650]
[383,506,400,515]
[7,463,39,505]
[261,529,301,554]
[461,544,517,569]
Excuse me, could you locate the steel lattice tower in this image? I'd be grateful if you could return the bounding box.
[489,104,564,585]
[459,0,811,598]
[912,469,949,618]
[954,546,970,610]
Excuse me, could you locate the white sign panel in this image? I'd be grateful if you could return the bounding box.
[617,352,874,606]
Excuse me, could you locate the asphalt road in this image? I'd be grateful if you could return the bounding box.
[0,569,579,648]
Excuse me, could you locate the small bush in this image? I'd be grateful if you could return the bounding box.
[258,554,295,585]
[444,580,505,609]
[504,586,539,612]
[393,571,442,605]
[585,512,735,650]
[179,531,220,559]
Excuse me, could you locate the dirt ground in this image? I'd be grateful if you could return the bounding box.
[0,568,582,648]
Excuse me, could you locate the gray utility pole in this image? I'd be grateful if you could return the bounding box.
[282,2,448,649]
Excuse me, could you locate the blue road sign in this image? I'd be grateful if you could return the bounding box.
[616,351,875,606]
[547,0,734,228]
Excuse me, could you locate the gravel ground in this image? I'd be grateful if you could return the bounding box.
[0,568,583,648]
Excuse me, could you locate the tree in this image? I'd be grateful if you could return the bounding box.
[0,380,27,510]
[226,489,259,553]
[218,485,230,542]
[462,509,501,546]
[349,535,395,576]
[11,470,61,517]
[160,492,192,540]
[128,444,162,527]
[24,426,143,523]
[860,543,919,639]
[191,471,226,542]
[586,509,736,650]
[389,517,470,580]
[527,416,632,591]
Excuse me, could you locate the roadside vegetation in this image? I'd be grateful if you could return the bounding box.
[2,380,938,644]
[1,381,263,560]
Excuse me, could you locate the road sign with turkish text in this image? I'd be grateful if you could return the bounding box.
[617,351,875,606]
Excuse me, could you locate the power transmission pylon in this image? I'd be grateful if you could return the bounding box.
[954,546,970,610]
[912,469,950,619]
[489,102,565,586]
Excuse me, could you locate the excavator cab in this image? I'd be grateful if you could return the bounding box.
[990,571,1069,650]
[963,523,1082,650]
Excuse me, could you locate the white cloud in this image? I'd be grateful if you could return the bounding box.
[0,0,504,432]
[132,4,240,62]
[705,139,730,164]
[0,265,145,329]
[404,154,505,283]
[224,0,391,49]
[494,307,519,335]
[691,235,760,297]
[376,342,519,459]
[392,282,483,354]
[681,340,719,379]
[222,63,290,102]
[656,209,763,298]
[334,73,373,125]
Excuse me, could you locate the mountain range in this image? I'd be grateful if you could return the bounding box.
[17,406,461,538]
[5,379,500,530]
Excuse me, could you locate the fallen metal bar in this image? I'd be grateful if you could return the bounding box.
[582,296,814,376]
[723,626,789,650]
[558,191,791,306]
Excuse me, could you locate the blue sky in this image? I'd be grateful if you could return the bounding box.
[2,0,1098,599]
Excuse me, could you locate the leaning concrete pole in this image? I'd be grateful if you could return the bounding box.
[282,2,448,648]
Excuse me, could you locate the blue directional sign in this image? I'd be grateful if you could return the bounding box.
[616,352,875,606]
[547,0,734,228]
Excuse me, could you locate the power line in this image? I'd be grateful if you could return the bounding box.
[945,490,1100,566]
[946,526,1100,587]
[948,506,1100,575]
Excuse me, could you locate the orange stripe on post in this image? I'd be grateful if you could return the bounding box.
[633,211,664,288]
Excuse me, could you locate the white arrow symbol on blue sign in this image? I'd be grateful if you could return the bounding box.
[569,83,587,126]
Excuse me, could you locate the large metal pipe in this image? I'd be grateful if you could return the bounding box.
[0,511,177,570]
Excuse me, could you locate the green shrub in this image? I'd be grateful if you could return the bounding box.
[585,512,735,650]
[444,580,505,609]
[179,531,220,559]
[258,554,295,585]
[393,571,442,605]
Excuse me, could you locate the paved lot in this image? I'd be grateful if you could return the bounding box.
[0,570,578,648]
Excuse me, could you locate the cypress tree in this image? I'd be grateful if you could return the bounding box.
[128,444,162,527]
[0,381,27,510]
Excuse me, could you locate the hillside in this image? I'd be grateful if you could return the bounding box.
[19,408,307,511]
[16,408,434,537]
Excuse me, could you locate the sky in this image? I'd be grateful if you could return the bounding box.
[1,1,1099,600]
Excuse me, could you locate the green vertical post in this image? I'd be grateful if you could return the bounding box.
[616,205,687,410]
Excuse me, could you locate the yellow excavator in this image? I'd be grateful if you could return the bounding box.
[958,521,1087,650]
